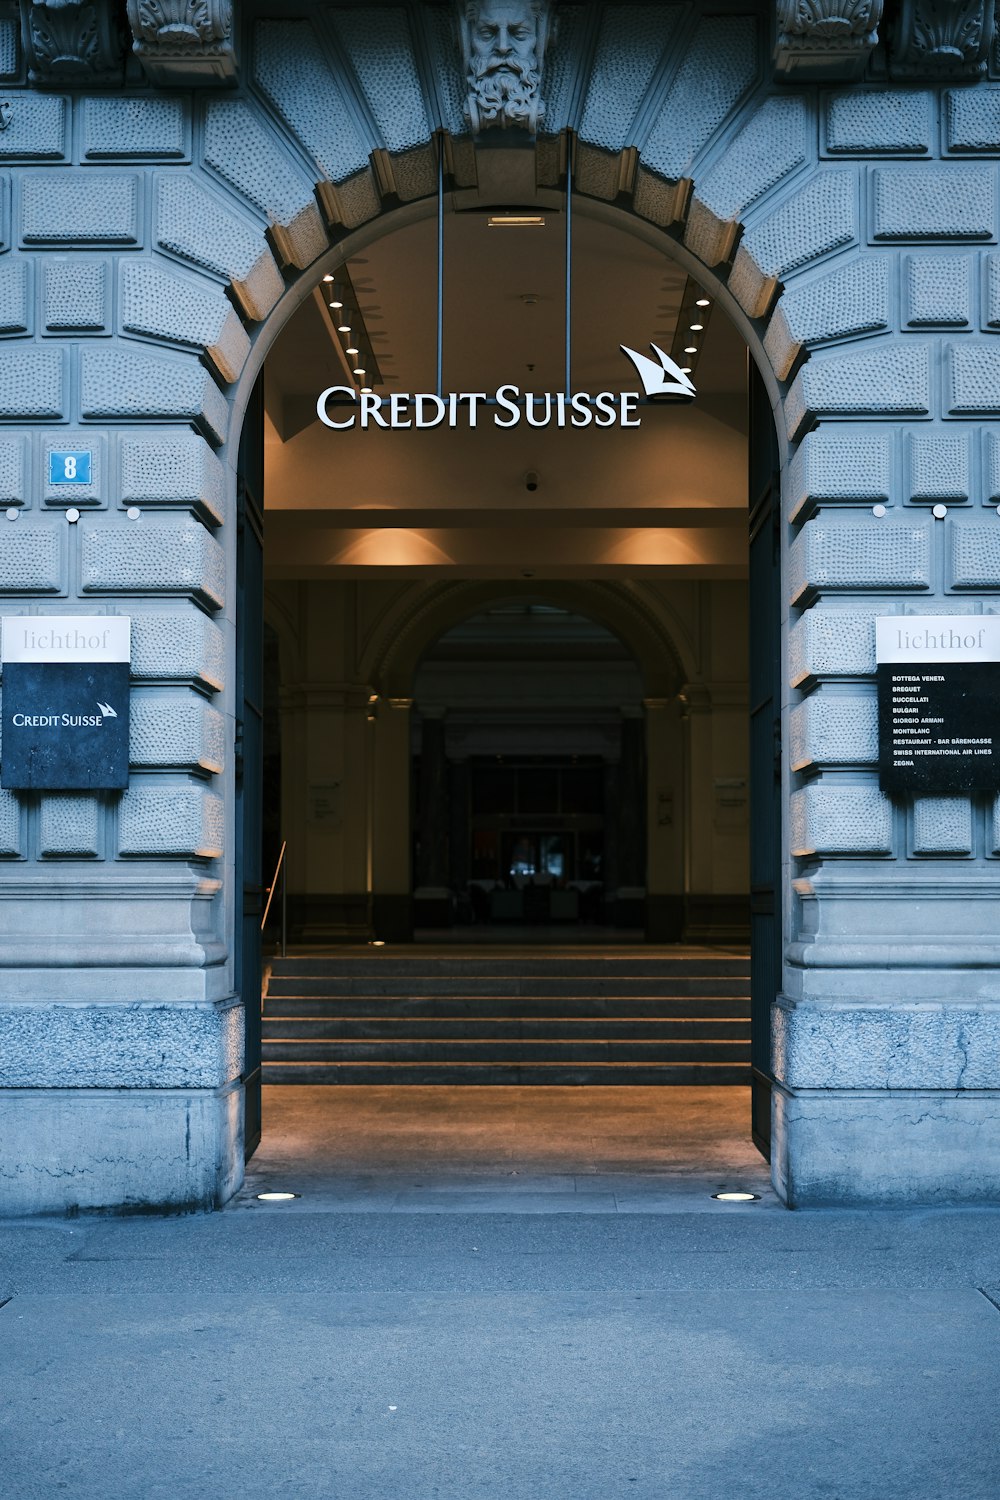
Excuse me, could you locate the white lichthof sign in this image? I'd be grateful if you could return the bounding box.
[875,617,1000,665]
[2,616,130,664]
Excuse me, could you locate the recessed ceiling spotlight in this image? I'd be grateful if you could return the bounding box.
[696,297,710,307]
[689,322,704,331]
[322,274,334,283]
[353,367,365,376]
[360,386,373,395]
[684,345,698,354]
[338,322,351,334]
[346,345,359,356]
[329,299,343,310]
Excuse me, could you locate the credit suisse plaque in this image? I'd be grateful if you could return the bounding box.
[876,616,1000,794]
[1,615,130,791]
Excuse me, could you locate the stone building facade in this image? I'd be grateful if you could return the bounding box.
[2,0,1000,1213]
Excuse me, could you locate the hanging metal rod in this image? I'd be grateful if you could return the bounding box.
[436,134,445,400]
[564,133,573,398]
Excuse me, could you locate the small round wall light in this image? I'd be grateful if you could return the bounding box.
[65,507,80,524]
[255,1191,300,1202]
[5,507,18,521]
[932,503,948,520]
[872,504,887,518]
[126,507,141,521]
[711,1191,761,1203]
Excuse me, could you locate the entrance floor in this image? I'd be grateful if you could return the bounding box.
[239,1085,774,1213]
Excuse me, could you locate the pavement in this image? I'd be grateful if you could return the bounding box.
[2,1085,999,1500]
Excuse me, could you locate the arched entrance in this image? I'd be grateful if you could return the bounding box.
[3,6,999,1212]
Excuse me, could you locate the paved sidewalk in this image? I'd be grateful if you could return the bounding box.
[2,1088,999,1499]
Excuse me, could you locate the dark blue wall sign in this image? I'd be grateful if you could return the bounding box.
[1,614,131,791]
[2,662,129,790]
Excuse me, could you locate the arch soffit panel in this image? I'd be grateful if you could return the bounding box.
[358,578,692,700]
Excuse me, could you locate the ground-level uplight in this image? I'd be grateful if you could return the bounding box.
[712,1191,760,1202]
[256,1191,300,1202]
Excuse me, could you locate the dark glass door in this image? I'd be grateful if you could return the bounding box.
[235,377,264,1160]
[748,360,782,1161]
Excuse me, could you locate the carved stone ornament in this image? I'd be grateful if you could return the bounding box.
[459,0,555,134]
[888,0,994,78]
[773,0,884,80]
[19,0,125,86]
[125,0,236,86]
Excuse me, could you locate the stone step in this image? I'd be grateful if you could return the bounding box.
[262,1016,750,1041]
[261,1038,750,1064]
[260,1061,751,1085]
[265,975,751,999]
[268,956,749,980]
[263,995,749,1019]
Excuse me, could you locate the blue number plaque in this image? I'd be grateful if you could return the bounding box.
[48,450,92,485]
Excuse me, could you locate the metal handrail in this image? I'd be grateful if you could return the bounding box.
[260,839,287,958]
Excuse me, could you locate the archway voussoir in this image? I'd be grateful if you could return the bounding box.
[80,347,229,448]
[120,261,251,385]
[155,176,283,323]
[685,96,811,266]
[763,255,892,380]
[729,170,859,319]
[0,258,30,335]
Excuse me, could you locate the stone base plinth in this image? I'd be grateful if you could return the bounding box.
[0,1084,243,1216]
[773,1084,1000,1206]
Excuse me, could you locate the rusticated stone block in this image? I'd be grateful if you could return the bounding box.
[80,516,224,610]
[22,173,140,246]
[685,97,809,265]
[252,19,380,229]
[120,261,250,384]
[0,435,28,505]
[787,430,891,522]
[785,343,930,437]
[578,6,680,161]
[991,796,1000,854]
[985,431,1000,503]
[118,784,224,858]
[0,96,66,160]
[790,783,893,855]
[119,431,226,525]
[80,347,229,447]
[42,258,110,333]
[129,610,224,690]
[912,796,973,854]
[773,1003,1000,1091]
[789,604,884,682]
[906,432,969,502]
[986,254,1000,330]
[0,19,14,80]
[82,97,188,161]
[39,794,101,857]
[789,692,878,769]
[945,89,1000,153]
[129,692,225,773]
[330,8,431,159]
[903,254,971,328]
[871,166,995,240]
[0,347,63,419]
[0,787,21,855]
[764,257,889,380]
[0,258,29,334]
[947,343,1000,414]
[730,171,858,317]
[0,1001,243,1090]
[948,520,1000,589]
[155,177,284,322]
[204,100,328,270]
[0,522,63,592]
[825,91,932,156]
[637,15,758,206]
[789,519,931,602]
[42,431,105,507]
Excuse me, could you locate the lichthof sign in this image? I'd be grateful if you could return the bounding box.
[1,616,130,791]
[876,616,1000,794]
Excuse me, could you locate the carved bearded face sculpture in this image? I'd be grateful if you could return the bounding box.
[462,1,552,132]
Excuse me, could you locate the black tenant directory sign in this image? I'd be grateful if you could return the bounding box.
[1,616,130,791]
[877,616,1000,795]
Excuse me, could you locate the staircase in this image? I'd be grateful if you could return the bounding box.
[261,952,751,1085]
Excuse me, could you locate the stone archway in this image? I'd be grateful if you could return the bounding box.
[3,3,1000,1211]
